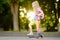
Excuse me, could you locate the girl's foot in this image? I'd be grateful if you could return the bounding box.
[27,33,33,36]
[27,33,35,38]
[37,33,43,38]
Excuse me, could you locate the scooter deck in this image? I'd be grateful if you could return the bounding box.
[27,35,44,39]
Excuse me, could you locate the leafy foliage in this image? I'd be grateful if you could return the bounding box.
[0,0,59,31]
[0,0,13,31]
[19,0,58,31]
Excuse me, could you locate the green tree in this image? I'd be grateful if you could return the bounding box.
[10,0,20,31]
[58,0,60,18]
[0,0,21,31]
[0,0,13,31]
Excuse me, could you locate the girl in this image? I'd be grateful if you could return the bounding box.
[27,1,44,37]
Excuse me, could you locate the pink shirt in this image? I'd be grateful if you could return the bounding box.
[34,8,44,20]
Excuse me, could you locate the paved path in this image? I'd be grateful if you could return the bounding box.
[0,32,60,37]
[0,37,60,40]
[0,32,60,40]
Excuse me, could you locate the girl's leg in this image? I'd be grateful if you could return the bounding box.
[37,20,40,33]
[37,20,43,37]
[27,21,33,35]
[36,20,40,33]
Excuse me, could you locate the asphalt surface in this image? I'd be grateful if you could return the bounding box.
[0,32,60,37]
[0,37,60,40]
[0,32,60,40]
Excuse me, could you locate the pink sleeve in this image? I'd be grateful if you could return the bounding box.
[37,8,41,13]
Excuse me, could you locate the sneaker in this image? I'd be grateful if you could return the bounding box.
[37,33,43,38]
[27,33,33,36]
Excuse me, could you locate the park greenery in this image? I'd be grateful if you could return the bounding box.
[0,0,60,32]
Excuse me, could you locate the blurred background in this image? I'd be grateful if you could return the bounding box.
[0,0,60,32]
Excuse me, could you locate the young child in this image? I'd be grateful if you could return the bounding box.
[27,1,44,37]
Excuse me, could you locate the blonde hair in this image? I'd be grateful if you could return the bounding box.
[32,1,40,8]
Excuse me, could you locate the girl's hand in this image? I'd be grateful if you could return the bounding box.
[40,13,44,19]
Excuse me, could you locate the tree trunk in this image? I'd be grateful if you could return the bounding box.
[10,0,19,31]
